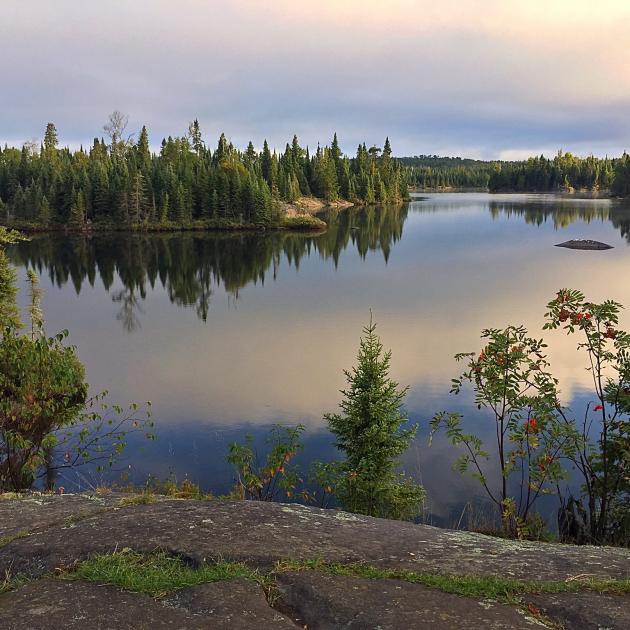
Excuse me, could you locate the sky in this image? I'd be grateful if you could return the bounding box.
[2,0,630,159]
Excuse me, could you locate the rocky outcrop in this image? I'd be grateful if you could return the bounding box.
[1,494,629,628]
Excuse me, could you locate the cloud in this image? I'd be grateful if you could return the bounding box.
[1,0,629,157]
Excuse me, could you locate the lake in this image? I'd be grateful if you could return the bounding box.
[8,193,630,526]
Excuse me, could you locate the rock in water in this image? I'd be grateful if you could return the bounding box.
[555,239,613,250]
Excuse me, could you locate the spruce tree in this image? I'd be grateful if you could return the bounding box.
[261,140,273,188]
[129,172,147,224]
[43,123,58,154]
[137,125,151,172]
[189,119,204,156]
[324,317,424,519]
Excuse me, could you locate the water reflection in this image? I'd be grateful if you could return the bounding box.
[7,194,630,523]
[10,197,630,333]
[487,197,630,236]
[9,204,408,329]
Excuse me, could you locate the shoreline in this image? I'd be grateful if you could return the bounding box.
[0,197,362,236]
[409,187,617,198]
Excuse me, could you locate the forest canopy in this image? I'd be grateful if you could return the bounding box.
[0,116,408,230]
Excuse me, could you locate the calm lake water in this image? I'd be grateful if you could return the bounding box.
[9,193,630,526]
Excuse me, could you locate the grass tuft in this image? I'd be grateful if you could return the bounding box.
[118,492,157,507]
[70,551,260,597]
[0,571,29,595]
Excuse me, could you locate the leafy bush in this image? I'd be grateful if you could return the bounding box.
[227,425,304,501]
[0,230,153,492]
[432,289,630,544]
[281,215,327,230]
[544,289,629,545]
[0,329,86,490]
[431,325,563,537]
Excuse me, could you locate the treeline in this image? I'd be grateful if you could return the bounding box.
[0,115,409,230]
[488,152,630,195]
[401,152,630,196]
[399,156,494,190]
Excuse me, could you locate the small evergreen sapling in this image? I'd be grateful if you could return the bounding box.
[325,316,424,520]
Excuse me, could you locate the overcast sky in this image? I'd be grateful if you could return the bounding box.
[2,0,629,158]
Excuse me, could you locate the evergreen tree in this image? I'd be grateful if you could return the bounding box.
[43,122,58,154]
[129,172,148,224]
[137,125,151,172]
[261,140,273,188]
[215,133,229,164]
[324,317,424,519]
[188,119,204,156]
[69,191,86,227]
[159,192,170,224]
[244,141,257,169]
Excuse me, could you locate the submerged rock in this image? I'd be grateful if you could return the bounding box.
[555,239,613,250]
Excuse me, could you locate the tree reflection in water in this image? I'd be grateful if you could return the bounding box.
[8,204,409,330]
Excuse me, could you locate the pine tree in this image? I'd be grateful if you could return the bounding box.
[215,133,229,164]
[43,123,58,154]
[244,141,256,169]
[261,140,273,188]
[159,192,170,224]
[188,119,204,156]
[383,137,392,158]
[324,317,424,519]
[137,125,151,172]
[129,172,148,224]
[69,191,86,227]
[291,134,303,165]
[331,132,341,164]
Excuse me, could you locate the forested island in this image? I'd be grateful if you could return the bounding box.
[0,115,409,232]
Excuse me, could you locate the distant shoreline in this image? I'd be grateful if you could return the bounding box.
[409,187,619,199]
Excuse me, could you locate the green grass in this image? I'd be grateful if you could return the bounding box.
[0,573,29,595]
[276,559,630,601]
[68,551,630,603]
[70,551,262,597]
[118,492,157,507]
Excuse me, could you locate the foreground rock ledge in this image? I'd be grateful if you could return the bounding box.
[1,495,629,629]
